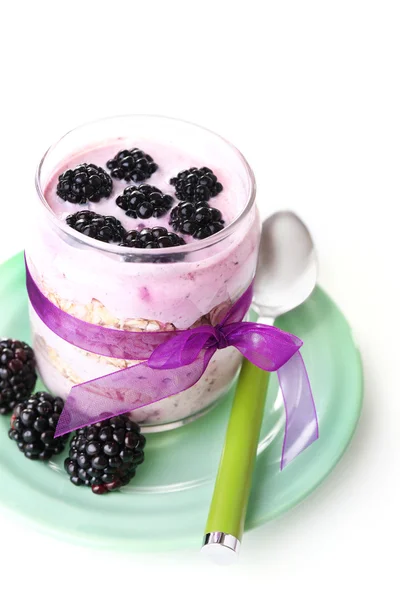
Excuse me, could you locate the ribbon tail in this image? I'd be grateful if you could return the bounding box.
[55,349,216,436]
[277,351,319,470]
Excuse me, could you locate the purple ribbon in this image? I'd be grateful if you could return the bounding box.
[26,261,318,469]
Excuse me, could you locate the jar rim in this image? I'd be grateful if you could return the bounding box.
[35,114,257,257]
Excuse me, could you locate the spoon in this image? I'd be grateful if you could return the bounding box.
[201,211,318,565]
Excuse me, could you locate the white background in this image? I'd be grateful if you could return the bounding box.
[0,1,399,598]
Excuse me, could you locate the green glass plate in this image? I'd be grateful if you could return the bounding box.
[0,253,362,551]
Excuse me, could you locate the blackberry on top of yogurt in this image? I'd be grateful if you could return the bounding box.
[170,167,223,203]
[116,184,174,219]
[66,211,126,243]
[57,164,113,204]
[106,148,158,182]
[120,227,186,249]
[169,202,225,239]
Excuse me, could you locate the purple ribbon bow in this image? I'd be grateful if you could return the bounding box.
[26,261,318,469]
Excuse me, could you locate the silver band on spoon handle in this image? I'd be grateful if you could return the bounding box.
[201,532,241,564]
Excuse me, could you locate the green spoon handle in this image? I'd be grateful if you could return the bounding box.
[204,360,270,542]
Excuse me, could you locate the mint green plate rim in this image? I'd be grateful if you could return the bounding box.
[0,253,363,552]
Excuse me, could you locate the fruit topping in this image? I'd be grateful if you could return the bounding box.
[169,201,225,239]
[57,164,113,204]
[120,227,185,249]
[66,211,126,243]
[116,184,174,219]
[106,148,158,182]
[170,167,223,203]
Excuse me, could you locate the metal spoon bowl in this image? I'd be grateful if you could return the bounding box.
[254,211,318,321]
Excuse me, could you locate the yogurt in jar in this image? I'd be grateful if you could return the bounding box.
[26,116,260,430]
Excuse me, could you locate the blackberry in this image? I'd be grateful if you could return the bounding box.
[106,148,158,182]
[170,167,223,203]
[0,339,37,415]
[66,211,126,243]
[64,415,146,494]
[57,164,113,204]
[8,392,68,460]
[120,226,186,249]
[116,184,174,220]
[169,201,225,239]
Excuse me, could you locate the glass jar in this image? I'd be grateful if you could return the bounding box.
[26,116,260,431]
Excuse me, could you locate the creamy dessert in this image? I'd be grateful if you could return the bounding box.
[26,116,260,430]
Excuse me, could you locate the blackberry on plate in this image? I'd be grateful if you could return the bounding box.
[8,392,68,460]
[64,415,146,494]
[170,167,223,203]
[106,148,158,182]
[120,226,186,249]
[66,211,126,243]
[169,201,225,239]
[0,339,37,415]
[116,184,174,219]
[57,163,113,204]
